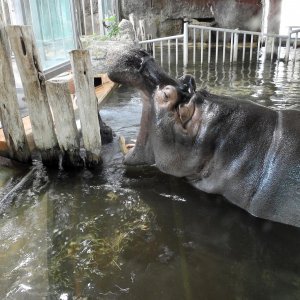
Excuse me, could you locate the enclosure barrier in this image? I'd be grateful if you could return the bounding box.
[0,23,102,167]
[139,23,300,66]
[139,34,184,66]
[285,26,300,63]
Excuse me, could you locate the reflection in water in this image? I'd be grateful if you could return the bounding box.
[0,47,300,299]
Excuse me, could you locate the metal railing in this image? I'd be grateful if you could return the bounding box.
[139,23,300,66]
[139,34,184,65]
[285,26,300,63]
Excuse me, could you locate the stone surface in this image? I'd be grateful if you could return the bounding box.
[118,19,136,41]
[81,36,137,74]
[119,0,263,37]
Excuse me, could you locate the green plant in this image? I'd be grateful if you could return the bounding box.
[103,15,119,38]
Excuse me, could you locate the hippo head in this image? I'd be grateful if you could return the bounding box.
[108,48,205,177]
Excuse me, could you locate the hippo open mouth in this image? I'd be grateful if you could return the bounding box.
[108,48,196,165]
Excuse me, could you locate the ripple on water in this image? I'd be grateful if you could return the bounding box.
[1,47,300,299]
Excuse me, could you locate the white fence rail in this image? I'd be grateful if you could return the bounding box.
[139,34,184,65]
[139,23,300,66]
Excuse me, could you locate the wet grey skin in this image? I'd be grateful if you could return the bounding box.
[108,48,300,227]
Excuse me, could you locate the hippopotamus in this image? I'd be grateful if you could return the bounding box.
[108,48,300,227]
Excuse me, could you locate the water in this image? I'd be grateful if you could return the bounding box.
[1,48,300,299]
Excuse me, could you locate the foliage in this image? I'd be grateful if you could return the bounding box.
[103,15,119,38]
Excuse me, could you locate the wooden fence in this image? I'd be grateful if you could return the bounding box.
[0,21,102,168]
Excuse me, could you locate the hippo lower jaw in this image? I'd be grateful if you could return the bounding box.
[123,94,155,166]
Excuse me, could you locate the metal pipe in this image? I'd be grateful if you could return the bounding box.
[98,0,104,35]
[285,26,292,63]
[160,40,163,64]
[230,32,233,63]
[139,34,184,44]
[278,37,282,59]
[188,24,287,38]
[250,34,253,61]
[168,39,171,65]
[208,29,211,64]
[242,33,246,62]
[176,38,178,65]
[215,30,219,63]
[257,35,261,62]
[270,37,275,61]
[193,27,196,64]
[223,31,226,63]
[81,0,86,35]
[183,21,188,66]
[90,0,95,34]
[201,28,204,64]
[293,32,298,63]
[0,0,7,24]
[233,30,238,62]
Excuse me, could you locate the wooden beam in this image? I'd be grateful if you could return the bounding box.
[6,25,60,165]
[70,50,102,167]
[46,80,83,167]
[0,16,31,163]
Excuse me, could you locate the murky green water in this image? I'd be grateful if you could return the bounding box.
[1,48,300,299]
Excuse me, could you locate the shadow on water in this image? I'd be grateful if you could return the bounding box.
[0,47,300,299]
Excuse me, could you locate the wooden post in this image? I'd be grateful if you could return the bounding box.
[46,80,83,168]
[6,25,59,165]
[70,50,101,166]
[0,17,31,162]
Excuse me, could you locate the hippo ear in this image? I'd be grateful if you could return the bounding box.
[177,74,197,93]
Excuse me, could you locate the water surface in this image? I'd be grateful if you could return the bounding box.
[1,47,300,299]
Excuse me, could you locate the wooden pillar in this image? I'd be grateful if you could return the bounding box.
[0,17,31,163]
[46,80,83,168]
[6,25,60,165]
[70,50,101,167]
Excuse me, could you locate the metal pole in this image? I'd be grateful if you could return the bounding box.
[98,0,104,35]
[193,27,196,64]
[183,21,188,67]
[82,0,86,35]
[0,0,7,24]
[293,32,298,63]
[90,0,95,34]
[233,29,238,62]
[285,26,291,63]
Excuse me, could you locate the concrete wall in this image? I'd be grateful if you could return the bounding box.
[119,0,263,38]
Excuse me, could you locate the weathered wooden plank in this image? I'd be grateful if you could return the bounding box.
[46,80,83,168]
[70,50,101,166]
[6,25,59,165]
[0,17,31,163]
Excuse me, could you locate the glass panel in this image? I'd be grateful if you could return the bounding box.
[102,0,114,19]
[24,0,75,70]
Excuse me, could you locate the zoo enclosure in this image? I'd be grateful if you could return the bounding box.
[139,23,300,66]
